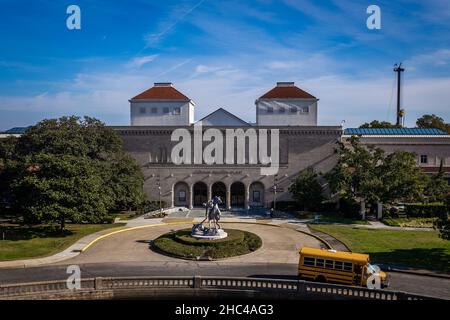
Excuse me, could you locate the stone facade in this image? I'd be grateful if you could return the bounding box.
[113,126,342,209]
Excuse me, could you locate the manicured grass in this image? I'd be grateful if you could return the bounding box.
[153,228,262,260]
[309,225,450,272]
[308,213,369,225]
[382,217,437,228]
[0,223,126,261]
[112,211,140,221]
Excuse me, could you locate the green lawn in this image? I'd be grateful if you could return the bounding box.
[382,217,437,228]
[309,225,450,273]
[308,213,369,225]
[0,223,126,261]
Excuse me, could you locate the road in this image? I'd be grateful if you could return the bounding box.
[0,261,449,299]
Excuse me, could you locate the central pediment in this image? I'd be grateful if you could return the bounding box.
[196,108,250,126]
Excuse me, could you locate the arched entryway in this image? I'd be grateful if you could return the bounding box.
[249,181,265,207]
[193,181,207,207]
[211,182,226,208]
[230,181,245,208]
[173,182,189,207]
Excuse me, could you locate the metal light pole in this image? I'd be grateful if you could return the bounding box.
[273,174,278,212]
[158,186,162,214]
[394,63,405,126]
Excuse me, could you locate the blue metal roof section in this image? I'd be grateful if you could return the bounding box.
[4,127,30,134]
[344,128,448,135]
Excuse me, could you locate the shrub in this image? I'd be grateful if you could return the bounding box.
[137,200,167,215]
[339,198,360,219]
[404,203,448,218]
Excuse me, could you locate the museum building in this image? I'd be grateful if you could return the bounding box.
[111,82,450,210]
[2,82,449,210]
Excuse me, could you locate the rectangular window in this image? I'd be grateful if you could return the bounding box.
[253,191,261,203]
[315,259,325,268]
[279,106,285,113]
[179,190,186,202]
[267,106,273,113]
[173,107,181,115]
[325,260,334,269]
[163,107,170,114]
[303,257,315,267]
[301,106,309,113]
[334,261,343,270]
[151,107,157,114]
[343,262,353,272]
[139,107,146,114]
[420,155,428,164]
[290,106,297,113]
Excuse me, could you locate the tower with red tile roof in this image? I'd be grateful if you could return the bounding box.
[255,82,318,126]
[129,83,195,126]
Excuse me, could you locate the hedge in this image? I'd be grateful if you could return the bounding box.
[404,203,448,218]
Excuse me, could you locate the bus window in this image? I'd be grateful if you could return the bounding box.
[316,259,325,268]
[304,257,315,267]
[343,262,353,272]
[334,261,343,270]
[325,260,334,269]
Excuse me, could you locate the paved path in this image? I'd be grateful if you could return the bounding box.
[56,222,324,265]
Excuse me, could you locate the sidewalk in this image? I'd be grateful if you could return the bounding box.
[0,225,128,269]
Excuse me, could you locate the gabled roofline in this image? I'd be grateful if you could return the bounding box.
[196,107,251,126]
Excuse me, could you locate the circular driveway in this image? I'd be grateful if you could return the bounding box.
[59,222,325,265]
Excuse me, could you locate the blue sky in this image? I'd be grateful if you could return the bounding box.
[0,0,449,130]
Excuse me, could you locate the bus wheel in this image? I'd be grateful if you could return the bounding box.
[315,275,327,283]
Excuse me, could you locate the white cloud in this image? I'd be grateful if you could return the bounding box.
[126,55,158,69]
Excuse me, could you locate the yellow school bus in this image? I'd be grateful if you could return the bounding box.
[298,247,389,288]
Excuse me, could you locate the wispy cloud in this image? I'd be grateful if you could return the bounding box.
[143,0,208,48]
[126,54,159,69]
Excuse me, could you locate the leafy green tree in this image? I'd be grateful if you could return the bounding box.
[8,116,145,229]
[359,120,401,128]
[105,153,145,211]
[289,168,324,211]
[0,137,19,213]
[325,136,384,210]
[416,114,450,134]
[326,137,428,217]
[434,194,450,240]
[379,151,428,203]
[14,155,113,230]
[426,162,449,202]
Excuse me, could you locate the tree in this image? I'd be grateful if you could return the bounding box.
[379,151,428,203]
[434,195,450,240]
[8,116,145,230]
[416,114,450,134]
[359,120,401,128]
[0,137,19,213]
[325,136,428,217]
[104,153,145,211]
[14,154,113,230]
[325,136,384,212]
[289,168,324,211]
[425,162,449,202]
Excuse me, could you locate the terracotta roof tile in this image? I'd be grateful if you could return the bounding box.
[131,84,190,100]
[259,84,316,99]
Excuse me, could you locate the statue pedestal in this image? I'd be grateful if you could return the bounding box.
[191,224,228,240]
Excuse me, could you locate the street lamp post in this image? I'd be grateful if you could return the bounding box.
[273,174,278,212]
[158,186,162,214]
